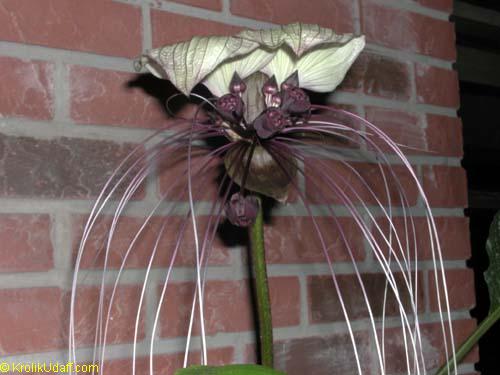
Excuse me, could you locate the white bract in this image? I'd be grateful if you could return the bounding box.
[136,23,365,97]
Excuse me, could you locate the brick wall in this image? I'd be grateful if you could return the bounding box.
[0,1,475,374]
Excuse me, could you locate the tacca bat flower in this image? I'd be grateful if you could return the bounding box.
[69,23,458,375]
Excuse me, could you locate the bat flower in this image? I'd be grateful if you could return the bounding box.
[136,23,365,204]
[70,22,458,375]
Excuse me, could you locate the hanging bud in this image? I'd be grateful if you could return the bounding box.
[262,75,278,96]
[225,193,259,227]
[281,86,311,114]
[229,72,247,94]
[216,93,245,124]
[280,71,299,91]
[253,108,291,139]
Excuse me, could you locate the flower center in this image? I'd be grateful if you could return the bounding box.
[215,71,311,141]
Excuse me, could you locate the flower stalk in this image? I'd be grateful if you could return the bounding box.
[435,306,500,375]
[249,196,274,368]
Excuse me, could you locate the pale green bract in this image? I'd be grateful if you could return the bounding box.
[136,23,365,96]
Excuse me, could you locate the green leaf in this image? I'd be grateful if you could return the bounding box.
[174,364,285,375]
[485,210,500,313]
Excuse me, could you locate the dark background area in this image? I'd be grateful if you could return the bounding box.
[453,1,500,373]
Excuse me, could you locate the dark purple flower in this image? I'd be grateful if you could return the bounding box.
[280,71,299,91]
[225,193,259,227]
[216,93,245,123]
[229,72,247,94]
[270,93,282,107]
[281,86,311,114]
[253,108,291,139]
[262,75,279,96]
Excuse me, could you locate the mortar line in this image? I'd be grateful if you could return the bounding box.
[142,3,153,51]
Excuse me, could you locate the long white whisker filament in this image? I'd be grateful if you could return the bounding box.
[263,144,364,375]
[337,108,457,374]
[272,127,426,374]
[149,145,235,374]
[70,128,185,371]
[303,107,454,374]
[183,155,241,368]
[70,126,217,371]
[97,135,219,374]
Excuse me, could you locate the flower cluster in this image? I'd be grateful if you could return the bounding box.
[215,71,310,142]
[135,23,365,226]
[217,71,312,226]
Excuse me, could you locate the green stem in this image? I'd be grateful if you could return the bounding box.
[435,306,500,375]
[250,197,274,368]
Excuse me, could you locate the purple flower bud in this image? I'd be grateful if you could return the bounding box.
[225,193,259,227]
[229,72,247,94]
[216,93,245,123]
[280,71,299,91]
[270,94,282,107]
[281,87,311,114]
[262,75,278,96]
[253,108,291,139]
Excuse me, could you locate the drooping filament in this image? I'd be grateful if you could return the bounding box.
[69,78,457,375]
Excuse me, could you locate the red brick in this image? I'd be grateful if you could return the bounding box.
[361,0,456,60]
[305,158,419,206]
[416,64,460,108]
[426,115,463,157]
[418,0,453,12]
[70,66,172,129]
[340,53,412,100]
[373,216,471,261]
[308,272,424,324]
[381,319,477,373]
[0,214,53,272]
[151,11,241,48]
[433,217,471,260]
[0,0,141,57]
[72,285,145,346]
[328,103,358,114]
[365,109,463,157]
[268,276,301,327]
[429,268,475,311]
[0,288,64,354]
[0,134,142,199]
[0,56,54,120]
[159,277,300,337]
[72,215,231,269]
[274,332,371,375]
[365,107,424,154]
[105,347,234,375]
[230,0,354,33]
[423,165,468,207]
[243,343,258,364]
[424,319,478,364]
[303,107,365,151]
[264,216,365,263]
[170,0,222,10]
